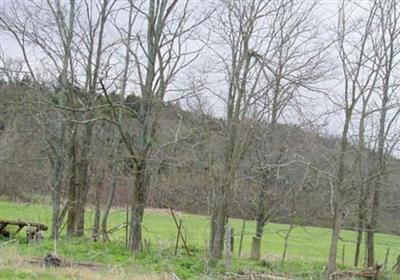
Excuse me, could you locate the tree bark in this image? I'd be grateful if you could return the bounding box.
[252,185,266,261]
[209,193,229,260]
[50,0,75,240]
[92,168,104,241]
[66,126,78,236]
[75,123,93,236]
[327,109,351,276]
[101,148,118,242]
[354,198,365,267]
[129,163,147,251]
[327,203,344,276]
[50,154,64,240]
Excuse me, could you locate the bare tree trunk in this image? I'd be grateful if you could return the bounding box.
[354,102,369,267]
[67,126,78,236]
[328,203,344,276]
[209,190,229,260]
[74,123,93,236]
[366,173,386,267]
[93,191,101,242]
[50,149,64,240]
[251,177,268,260]
[92,167,105,241]
[102,0,133,242]
[327,109,351,276]
[101,146,118,242]
[354,192,366,267]
[252,183,267,260]
[129,163,147,251]
[50,0,76,240]
[366,4,393,261]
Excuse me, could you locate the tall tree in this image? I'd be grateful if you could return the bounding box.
[0,0,77,239]
[66,0,117,237]
[105,0,206,251]
[207,0,277,260]
[366,0,400,266]
[327,0,380,275]
[248,0,326,260]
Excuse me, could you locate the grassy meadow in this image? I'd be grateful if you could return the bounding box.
[0,201,399,279]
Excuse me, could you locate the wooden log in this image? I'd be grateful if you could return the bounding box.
[174,220,183,255]
[27,227,43,244]
[170,209,191,256]
[0,219,48,231]
[384,247,390,269]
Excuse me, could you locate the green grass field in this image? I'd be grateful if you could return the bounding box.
[0,201,399,279]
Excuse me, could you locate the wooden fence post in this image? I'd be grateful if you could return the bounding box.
[174,220,183,255]
[384,247,390,269]
[238,220,246,257]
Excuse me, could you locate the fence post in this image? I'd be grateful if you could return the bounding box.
[238,220,246,257]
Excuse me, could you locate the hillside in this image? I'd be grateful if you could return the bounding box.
[1,82,400,234]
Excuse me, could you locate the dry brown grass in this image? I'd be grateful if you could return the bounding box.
[0,245,173,280]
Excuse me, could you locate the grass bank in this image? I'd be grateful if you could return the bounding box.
[0,201,399,279]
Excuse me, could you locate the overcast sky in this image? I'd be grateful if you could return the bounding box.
[1,0,399,152]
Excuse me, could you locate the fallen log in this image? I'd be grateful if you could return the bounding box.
[0,220,48,231]
[0,219,47,243]
[330,264,382,280]
[29,252,103,271]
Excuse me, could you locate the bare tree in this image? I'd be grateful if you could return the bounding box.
[206,0,281,260]
[65,0,117,237]
[0,0,77,239]
[102,0,206,251]
[246,0,327,260]
[365,0,400,266]
[100,0,137,242]
[327,0,382,275]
